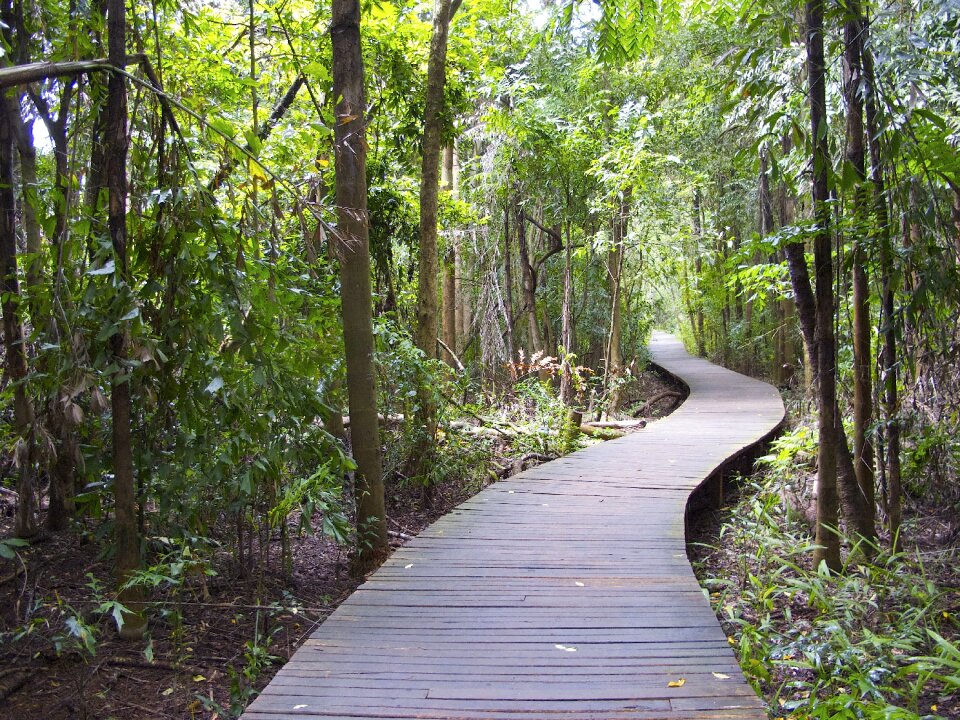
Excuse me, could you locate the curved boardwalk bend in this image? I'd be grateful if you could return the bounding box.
[243,332,786,719]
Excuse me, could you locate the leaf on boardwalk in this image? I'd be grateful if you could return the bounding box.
[554,644,577,652]
[667,678,686,687]
[712,672,730,680]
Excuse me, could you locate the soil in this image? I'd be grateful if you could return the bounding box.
[0,370,680,720]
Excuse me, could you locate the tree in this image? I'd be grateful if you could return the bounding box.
[105,0,145,639]
[331,0,388,571]
[0,78,38,540]
[842,0,876,530]
[805,0,841,572]
[412,0,458,479]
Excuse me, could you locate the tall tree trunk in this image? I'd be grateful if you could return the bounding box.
[440,147,457,366]
[776,161,799,384]
[806,0,841,571]
[455,240,469,352]
[560,221,575,405]
[441,252,456,365]
[692,189,706,357]
[844,0,876,536]
[502,199,516,379]
[105,0,145,638]
[331,0,388,572]
[412,0,454,473]
[0,85,38,539]
[760,150,781,380]
[863,38,902,549]
[605,192,628,414]
[517,210,543,355]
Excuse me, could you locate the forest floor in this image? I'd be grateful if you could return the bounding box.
[0,370,679,720]
[689,417,960,718]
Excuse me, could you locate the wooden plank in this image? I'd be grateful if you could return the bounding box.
[242,332,783,720]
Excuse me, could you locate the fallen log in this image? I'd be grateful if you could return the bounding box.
[582,419,647,430]
[632,391,683,418]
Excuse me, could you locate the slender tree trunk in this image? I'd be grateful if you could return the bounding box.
[412,0,454,474]
[517,210,543,355]
[605,193,628,414]
[331,0,388,572]
[807,0,841,571]
[844,0,876,535]
[440,147,457,366]
[692,189,706,357]
[442,252,456,365]
[105,0,145,638]
[777,164,799,384]
[863,38,902,549]
[560,220,575,405]
[0,86,38,539]
[455,240,469,352]
[503,199,516,378]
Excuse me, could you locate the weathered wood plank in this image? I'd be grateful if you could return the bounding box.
[242,332,783,720]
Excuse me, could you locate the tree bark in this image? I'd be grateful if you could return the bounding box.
[105,0,145,638]
[331,0,388,572]
[441,251,457,366]
[502,199,516,378]
[412,0,454,475]
[440,146,457,366]
[843,0,876,537]
[0,85,38,539]
[692,189,706,357]
[517,210,543,355]
[863,38,902,549]
[806,0,841,571]
[560,221,575,405]
[605,193,628,414]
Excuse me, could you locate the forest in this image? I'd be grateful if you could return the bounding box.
[1,0,959,717]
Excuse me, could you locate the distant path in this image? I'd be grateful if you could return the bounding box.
[243,332,785,719]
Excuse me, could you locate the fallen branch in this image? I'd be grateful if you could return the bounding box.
[578,425,625,439]
[106,656,181,672]
[341,413,405,428]
[632,391,683,418]
[436,337,465,372]
[448,419,517,439]
[582,419,647,429]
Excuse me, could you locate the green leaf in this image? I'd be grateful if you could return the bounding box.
[208,116,237,139]
[205,376,224,394]
[88,260,116,276]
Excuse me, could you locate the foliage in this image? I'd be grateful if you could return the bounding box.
[699,472,957,718]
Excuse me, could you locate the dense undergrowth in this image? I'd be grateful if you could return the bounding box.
[0,368,673,719]
[694,420,960,719]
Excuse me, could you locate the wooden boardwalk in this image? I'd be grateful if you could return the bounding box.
[243,332,785,720]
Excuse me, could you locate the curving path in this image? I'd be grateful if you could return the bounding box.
[243,332,785,719]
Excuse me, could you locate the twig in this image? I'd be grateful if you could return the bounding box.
[436,337,465,372]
